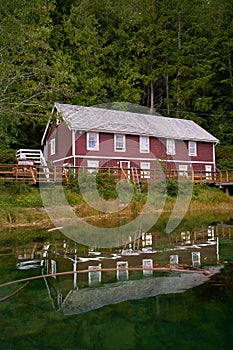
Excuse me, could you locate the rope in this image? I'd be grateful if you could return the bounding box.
[0,266,211,290]
[0,281,29,302]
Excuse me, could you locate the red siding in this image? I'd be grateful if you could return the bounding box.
[194,142,213,162]
[46,122,72,164]
[47,126,215,171]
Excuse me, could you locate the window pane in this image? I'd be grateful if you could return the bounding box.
[87,133,99,150]
[167,139,175,155]
[50,138,55,155]
[115,135,125,151]
[87,160,99,173]
[189,141,196,156]
[140,162,150,178]
[140,137,149,152]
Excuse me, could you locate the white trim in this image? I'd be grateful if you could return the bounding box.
[72,129,76,157]
[213,143,216,170]
[41,106,55,146]
[114,134,126,152]
[51,154,216,165]
[140,136,150,153]
[87,132,99,151]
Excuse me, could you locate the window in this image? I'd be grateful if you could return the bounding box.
[87,160,99,173]
[192,252,201,267]
[166,139,175,155]
[142,259,153,276]
[114,134,126,152]
[170,254,179,266]
[188,141,197,156]
[178,164,188,177]
[88,264,102,285]
[50,138,56,155]
[140,162,150,179]
[116,261,129,281]
[140,136,149,153]
[205,165,212,180]
[87,132,99,151]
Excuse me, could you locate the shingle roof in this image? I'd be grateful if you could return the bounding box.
[54,102,219,143]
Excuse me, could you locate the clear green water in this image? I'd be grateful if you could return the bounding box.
[0,224,233,350]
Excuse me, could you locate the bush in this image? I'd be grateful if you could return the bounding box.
[67,172,118,200]
[0,145,16,164]
[166,179,178,197]
[216,145,233,169]
[96,171,118,200]
[1,181,32,195]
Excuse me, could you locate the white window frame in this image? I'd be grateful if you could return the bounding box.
[178,164,188,177]
[205,165,212,180]
[140,162,151,179]
[114,134,126,152]
[140,136,150,153]
[88,264,102,285]
[142,259,153,276]
[50,138,56,155]
[192,252,201,267]
[166,139,175,155]
[188,141,197,156]
[87,160,99,173]
[116,261,129,281]
[87,132,99,151]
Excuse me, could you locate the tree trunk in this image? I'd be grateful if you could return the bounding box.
[176,15,182,118]
[150,81,154,113]
[165,58,170,115]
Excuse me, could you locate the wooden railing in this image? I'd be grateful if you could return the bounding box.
[1,164,233,185]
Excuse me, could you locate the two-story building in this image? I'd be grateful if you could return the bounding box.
[41,103,219,176]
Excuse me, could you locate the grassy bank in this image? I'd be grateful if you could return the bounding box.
[0,179,232,228]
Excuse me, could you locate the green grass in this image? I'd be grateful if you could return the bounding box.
[0,179,232,226]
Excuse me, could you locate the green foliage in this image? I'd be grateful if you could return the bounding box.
[166,180,178,197]
[0,181,42,208]
[216,145,233,169]
[191,182,230,202]
[96,172,118,200]
[67,172,118,200]
[0,144,16,163]
[0,0,233,168]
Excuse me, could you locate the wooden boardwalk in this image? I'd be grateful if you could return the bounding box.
[0,164,233,190]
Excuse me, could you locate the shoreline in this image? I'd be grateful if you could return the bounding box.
[0,202,232,230]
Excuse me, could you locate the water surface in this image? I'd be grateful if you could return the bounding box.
[0,222,233,350]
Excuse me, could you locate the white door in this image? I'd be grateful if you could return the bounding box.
[120,161,130,178]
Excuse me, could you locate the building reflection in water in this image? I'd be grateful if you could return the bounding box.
[15,225,227,315]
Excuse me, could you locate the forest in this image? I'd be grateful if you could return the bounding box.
[0,0,233,168]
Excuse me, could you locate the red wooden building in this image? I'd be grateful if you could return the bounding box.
[41,103,219,176]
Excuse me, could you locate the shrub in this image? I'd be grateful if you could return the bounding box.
[166,179,178,197]
[96,171,118,200]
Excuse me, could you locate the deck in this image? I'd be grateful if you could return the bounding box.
[0,164,233,190]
